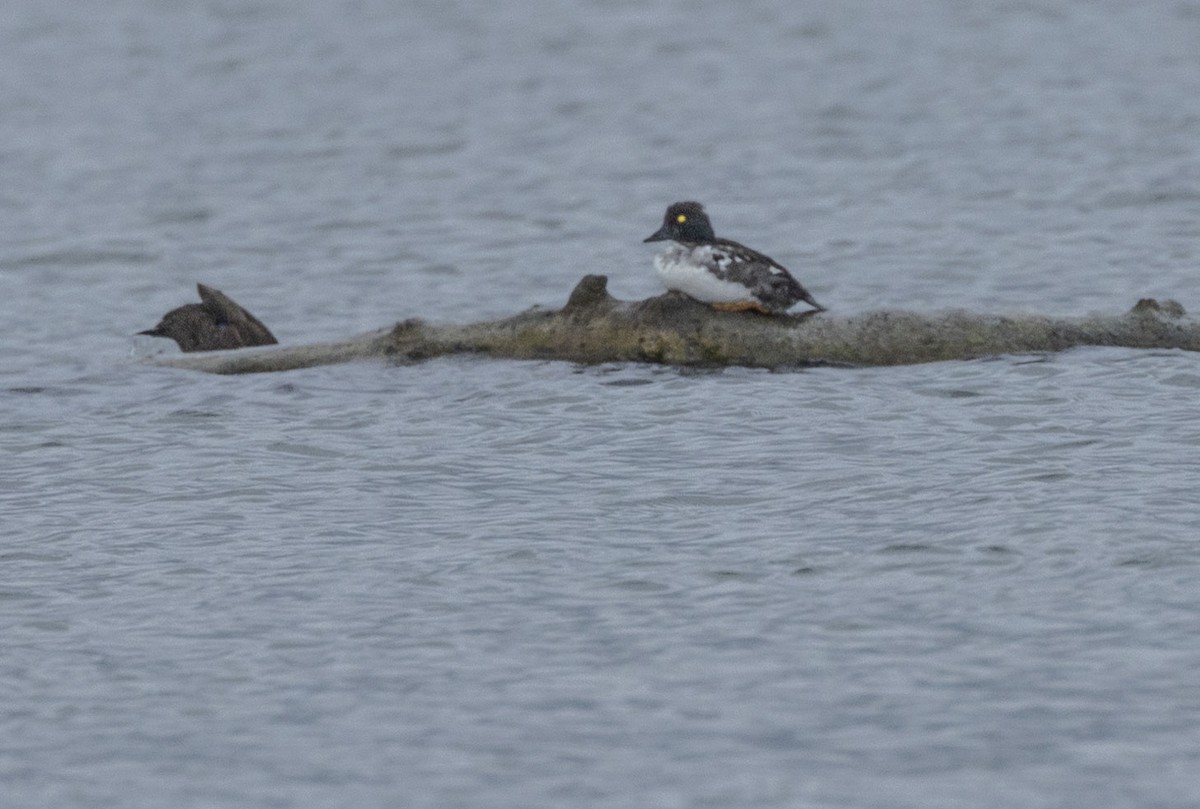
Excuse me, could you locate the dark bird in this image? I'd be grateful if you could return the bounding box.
[139,284,277,352]
[643,201,824,314]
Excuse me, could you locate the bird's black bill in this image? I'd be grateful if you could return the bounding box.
[138,328,163,337]
[643,226,670,243]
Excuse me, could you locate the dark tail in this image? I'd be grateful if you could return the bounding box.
[799,287,826,313]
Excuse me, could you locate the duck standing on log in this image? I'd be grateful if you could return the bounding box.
[643,201,824,315]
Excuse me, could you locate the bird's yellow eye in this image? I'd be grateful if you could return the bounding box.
[676,214,687,224]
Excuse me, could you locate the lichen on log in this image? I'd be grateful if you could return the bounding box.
[149,275,1199,375]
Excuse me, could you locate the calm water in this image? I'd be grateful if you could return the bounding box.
[3,1,1200,806]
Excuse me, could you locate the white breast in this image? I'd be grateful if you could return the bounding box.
[653,245,754,304]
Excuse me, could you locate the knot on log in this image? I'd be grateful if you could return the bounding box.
[563,274,615,313]
[1130,298,1186,319]
[388,318,425,339]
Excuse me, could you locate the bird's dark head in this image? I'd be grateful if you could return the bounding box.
[643,201,715,243]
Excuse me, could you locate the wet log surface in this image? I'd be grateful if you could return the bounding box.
[150,275,1198,375]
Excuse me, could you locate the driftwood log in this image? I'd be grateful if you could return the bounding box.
[149,275,1198,375]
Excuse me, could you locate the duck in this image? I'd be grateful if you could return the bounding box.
[643,201,824,314]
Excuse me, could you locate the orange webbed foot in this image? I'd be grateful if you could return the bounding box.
[710,300,772,315]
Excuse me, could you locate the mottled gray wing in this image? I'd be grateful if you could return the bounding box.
[707,239,815,310]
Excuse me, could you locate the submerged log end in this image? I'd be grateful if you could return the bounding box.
[139,284,278,353]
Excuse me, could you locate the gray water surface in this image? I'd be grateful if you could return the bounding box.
[3,1,1200,807]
